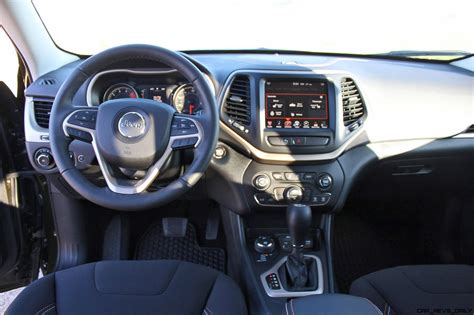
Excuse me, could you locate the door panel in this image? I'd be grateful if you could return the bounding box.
[0,81,42,292]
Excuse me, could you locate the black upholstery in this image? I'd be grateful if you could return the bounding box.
[6,260,247,315]
[285,294,382,315]
[350,265,474,315]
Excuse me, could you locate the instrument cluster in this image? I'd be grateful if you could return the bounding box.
[101,81,202,115]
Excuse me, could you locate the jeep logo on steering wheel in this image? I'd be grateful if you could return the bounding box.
[117,112,146,138]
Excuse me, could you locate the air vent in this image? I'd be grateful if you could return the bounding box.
[224,75,251,126]
[33,99,53,128]
[341,77,366,127]
[38,78,57,86]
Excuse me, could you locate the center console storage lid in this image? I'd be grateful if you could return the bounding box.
[285,294,382,315]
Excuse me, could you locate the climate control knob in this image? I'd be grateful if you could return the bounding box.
[284,186,304,203]
[317,174,333,190]
[253,174,271,190]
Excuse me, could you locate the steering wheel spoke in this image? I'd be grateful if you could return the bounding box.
[89,114,203,195]
[62,107,98,143]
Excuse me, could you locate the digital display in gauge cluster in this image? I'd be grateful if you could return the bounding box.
[140,86,168,103]
[265,79,329,129]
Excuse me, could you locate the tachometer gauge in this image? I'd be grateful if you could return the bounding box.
[172,84,202,115]
[103,84,138,102]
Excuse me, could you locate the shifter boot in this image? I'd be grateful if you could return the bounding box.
[279,254,318,291]
[286,252,308,288]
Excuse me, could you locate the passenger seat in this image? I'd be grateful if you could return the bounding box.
[350,265,474,315]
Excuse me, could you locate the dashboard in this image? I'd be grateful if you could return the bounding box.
[21,52,474,214]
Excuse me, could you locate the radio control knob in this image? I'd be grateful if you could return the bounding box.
[254,174,271,190]
[318,174,333,190]
[284,186,304,203]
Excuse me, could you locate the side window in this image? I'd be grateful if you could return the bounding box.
[0,28,19,97]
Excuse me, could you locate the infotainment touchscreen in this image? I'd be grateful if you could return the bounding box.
[265,79,328,129]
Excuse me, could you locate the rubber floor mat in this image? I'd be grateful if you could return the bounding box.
[135,222,226,272]
[333,214,411,293]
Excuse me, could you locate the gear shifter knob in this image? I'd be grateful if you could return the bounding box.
[287,204,312,250]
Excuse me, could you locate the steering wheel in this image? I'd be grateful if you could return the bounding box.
[49,45,218,211]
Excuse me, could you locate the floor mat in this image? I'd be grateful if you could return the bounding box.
[135,221,226,272]
[333,214,414,293]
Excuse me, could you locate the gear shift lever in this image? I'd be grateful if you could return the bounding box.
[284,204,313,290]
[287,204,312,251]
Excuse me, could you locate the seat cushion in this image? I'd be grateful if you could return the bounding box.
[350,265,474,315]
[6,260,247,315]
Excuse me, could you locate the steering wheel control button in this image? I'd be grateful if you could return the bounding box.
[253,174,271,190]
[171,118,198,136]
[284,186,304,203]
[68,110,97,129]
[117,111,147,139]
[254,236,275,254]
[171,137,198,150]
[34,148,55,170]
[317,174,333,190]
[66,127,93,142]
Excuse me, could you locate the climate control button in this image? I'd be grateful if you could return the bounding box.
[253,174,271,190]
[317,174,333,190]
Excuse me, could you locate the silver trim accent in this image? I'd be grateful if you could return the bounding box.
[218,70,367,162]
[220,121,365,162]
[62,109,202,194]
[260,254,324,297]
[86,69,178,106]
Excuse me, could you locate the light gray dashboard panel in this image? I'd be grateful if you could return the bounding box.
[24,53,474,166]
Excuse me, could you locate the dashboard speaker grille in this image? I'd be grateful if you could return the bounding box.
[224,75,251,126]
[341,77,365,127]
[33,99,53,128]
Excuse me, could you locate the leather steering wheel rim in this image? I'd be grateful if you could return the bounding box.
[49,44,218,211]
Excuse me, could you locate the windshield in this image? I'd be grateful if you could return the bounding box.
[33,0,473,60]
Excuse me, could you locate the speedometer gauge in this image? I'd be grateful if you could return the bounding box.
[172,84,202,115]
[103,84,138,102]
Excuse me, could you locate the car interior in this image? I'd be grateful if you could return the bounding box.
[0,0,473,314]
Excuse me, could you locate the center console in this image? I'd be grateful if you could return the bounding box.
[217,71,368,314]
[219,71,363,212]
